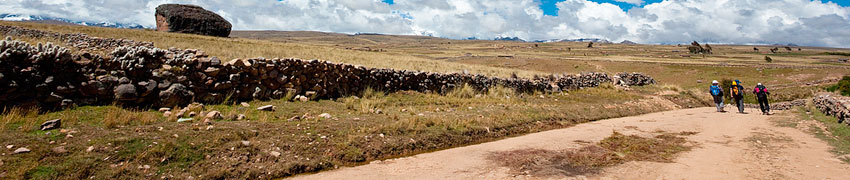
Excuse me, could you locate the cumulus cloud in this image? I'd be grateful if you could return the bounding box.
[614,0,644,6]
[1,0,849,47]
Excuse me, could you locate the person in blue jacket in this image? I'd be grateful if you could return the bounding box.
[710,80,725,112]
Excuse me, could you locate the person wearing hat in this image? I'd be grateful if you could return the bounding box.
[730,79,746,113]
[753,82,771,115]
[709,80,725,112]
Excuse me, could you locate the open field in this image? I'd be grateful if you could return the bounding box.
[1,21,849,179]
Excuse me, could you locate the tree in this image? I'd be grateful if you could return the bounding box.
[764,56,773,63]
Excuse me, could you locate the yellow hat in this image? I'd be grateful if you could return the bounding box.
[732,81,737,85]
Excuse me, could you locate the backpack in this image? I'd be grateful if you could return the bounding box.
[710,86,721,96]
[732,85,742,97]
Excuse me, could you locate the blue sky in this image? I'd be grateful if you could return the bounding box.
[4,0,850,47]
[384,0,849,16]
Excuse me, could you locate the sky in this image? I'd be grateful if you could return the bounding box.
[2,0,850,47]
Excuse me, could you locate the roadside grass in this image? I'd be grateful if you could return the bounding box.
[488,131,694,177]
[0,84,687,179]
[795,103,850,163]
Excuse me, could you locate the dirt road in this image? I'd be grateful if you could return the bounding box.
[290,107,850,180]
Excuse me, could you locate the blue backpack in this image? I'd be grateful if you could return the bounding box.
[710,86,721,96]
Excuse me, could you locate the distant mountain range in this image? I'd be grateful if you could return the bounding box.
[491,36,617,43]
[0,14,146,29]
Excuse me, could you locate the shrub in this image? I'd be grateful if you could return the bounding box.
[721,78,733,99]
[827,76,850,96]
[764,56,773,63]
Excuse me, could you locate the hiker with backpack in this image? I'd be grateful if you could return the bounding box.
[753,83,771,115]
[710,80,725,112]
[730,80,746,113]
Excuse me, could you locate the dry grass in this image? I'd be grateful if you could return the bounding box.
[0,84,685,179]
[489,131,694,177]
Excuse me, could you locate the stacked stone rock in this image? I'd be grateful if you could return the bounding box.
[814,93,850,125]
[0,37,84,110]
[614,72,656,87]
[0,26,658,110]
[744,99,807,111]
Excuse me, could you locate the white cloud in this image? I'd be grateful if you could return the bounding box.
[1,0,849,47]
[614,0,643,6]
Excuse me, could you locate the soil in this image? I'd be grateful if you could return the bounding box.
[290,107,850,179]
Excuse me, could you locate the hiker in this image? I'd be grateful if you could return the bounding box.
[710,80,725,112]
[730,80,746,113]
[753,83,771,115]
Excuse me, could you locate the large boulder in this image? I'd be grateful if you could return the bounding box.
[155,4,232,37]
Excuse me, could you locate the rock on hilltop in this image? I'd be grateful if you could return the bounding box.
[155,4,232,37]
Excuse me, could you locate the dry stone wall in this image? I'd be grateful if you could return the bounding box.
[0,25,657,110]
[814,93,850,125]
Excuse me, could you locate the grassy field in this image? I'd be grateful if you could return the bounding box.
[0,21,848,179]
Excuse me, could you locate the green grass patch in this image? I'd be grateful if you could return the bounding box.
[826,76,850,96]
[24,166,59,180]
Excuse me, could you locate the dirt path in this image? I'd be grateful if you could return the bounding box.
[290,107,850,180]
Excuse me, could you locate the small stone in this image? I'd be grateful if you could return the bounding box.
[52,146,68,153]
[5,145,13,149]
[86,146,95,152]
[205,111,222,120]
[175,109,187,118]
[13,147,30,154]
[240,102,250,107]
[257,105,276,111]
[270,151,281,157]
[378,133,385,138]
[143,165,150,169]
[319,113,332,119]
[237,114,246,121]
[203,118,212,125]
[241,141,251,146]
[158,108,171,112]
[417,113,424,116]
[163,111,172,117]
[188,111,197,117]
[294,95,309,102]
[40,119,61,131]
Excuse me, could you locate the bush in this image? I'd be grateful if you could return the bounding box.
[721,78,733,100]
[764,56,773,63]
[827,76,850,96]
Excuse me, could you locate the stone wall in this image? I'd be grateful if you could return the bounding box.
[813,93,850,125]
[0,25,657,110]
[744,99,807,111]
